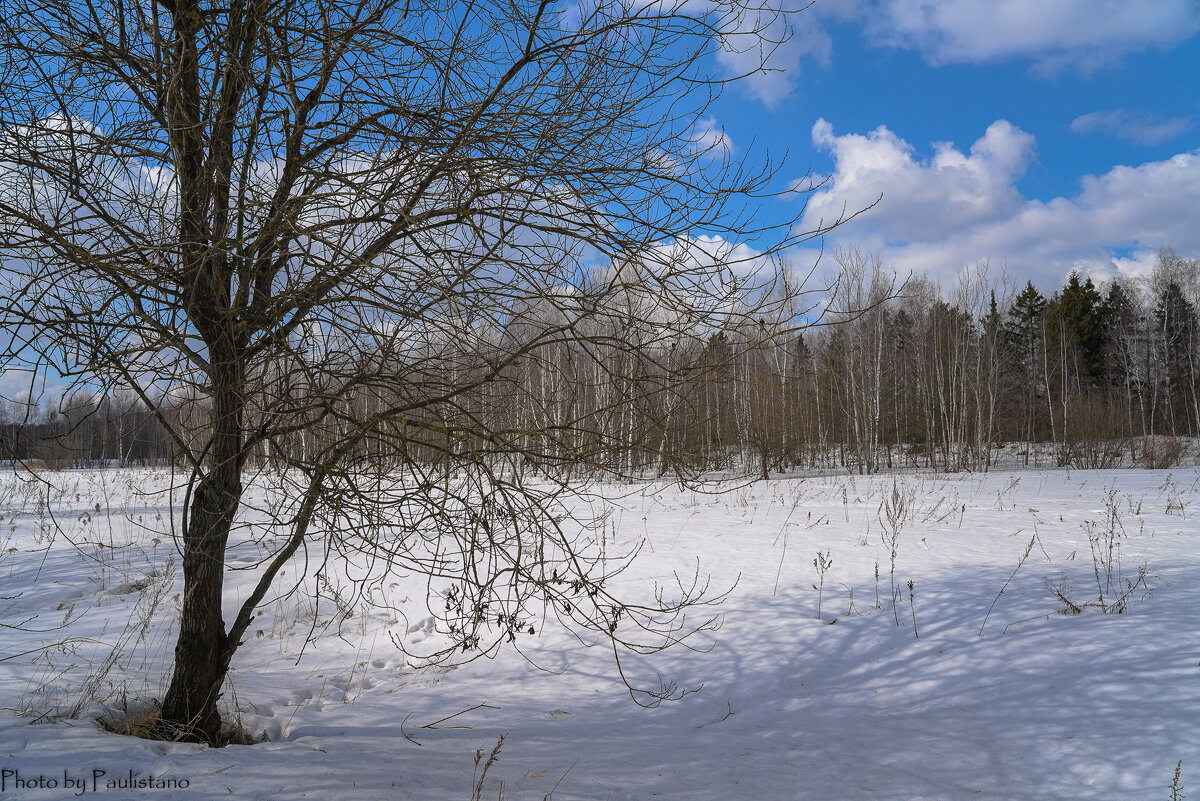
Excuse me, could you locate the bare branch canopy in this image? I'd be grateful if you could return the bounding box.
[0,0,837,742]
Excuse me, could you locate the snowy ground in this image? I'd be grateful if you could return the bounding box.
[1,466,1197,800]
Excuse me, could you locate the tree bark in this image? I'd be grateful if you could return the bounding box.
[158,366,244,742]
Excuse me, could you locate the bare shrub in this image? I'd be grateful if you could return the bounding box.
[1141,435,1187,469]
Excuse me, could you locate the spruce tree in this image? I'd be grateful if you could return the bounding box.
[1005,281,1047,450]
[1058,271,1105,384]
[1154,281,1199,434]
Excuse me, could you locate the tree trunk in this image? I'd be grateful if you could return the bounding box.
[158,371,244,742]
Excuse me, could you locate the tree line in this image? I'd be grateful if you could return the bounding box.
[7,246,1197,476]
[784,246,1200,474]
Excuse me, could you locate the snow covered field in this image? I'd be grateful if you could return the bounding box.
[1,466,1197,800]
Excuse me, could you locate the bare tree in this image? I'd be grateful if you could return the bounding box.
[954,262,1009,472]
[827,247,892,474]
[0,0,838,742]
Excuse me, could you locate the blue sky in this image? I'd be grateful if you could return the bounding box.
[4,0,1198,407]
[703,0,1200,291]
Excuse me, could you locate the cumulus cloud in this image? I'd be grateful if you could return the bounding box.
[864,0,1200,71]
[1070,109,1192,146]
[804,117,1035,240]
[800,120,1200,285]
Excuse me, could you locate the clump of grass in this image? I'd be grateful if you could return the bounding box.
[96,696,163,739]
[471,734,506,801]
[1080,488,1157,614]
[98,697,261,746]
[1043,489,1154,618]
[1043,573,1083,615]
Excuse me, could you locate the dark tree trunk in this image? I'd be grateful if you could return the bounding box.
[158,467,239,741]
[158,366,244,742]
[152,0,248,744]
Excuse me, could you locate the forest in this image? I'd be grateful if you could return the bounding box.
[4,246,1198,477]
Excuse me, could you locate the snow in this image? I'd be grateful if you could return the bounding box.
[1,467,1197,800]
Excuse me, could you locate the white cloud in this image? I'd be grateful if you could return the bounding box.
[716,0,863,106]
[688,116,736,157]
[1109,249,1161,280]
[0,365,61,409]
[800,120,1200,285]
[865,0,1200,71]
[804,117,1035,240]
[649,233,770,280]
[711,0,1198,104]
[1070,110,1192,146]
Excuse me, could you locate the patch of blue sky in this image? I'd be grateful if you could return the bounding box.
[700,1,1200,288]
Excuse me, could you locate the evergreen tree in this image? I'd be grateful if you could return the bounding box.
[1006,282,1047,357]
[1004,281,1047,451]
[1100,281,1139,385]
[1058,271,1105,384]
[1099,279,1145,436]
[1154,281,1199,434]
[983,290,1003,339]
